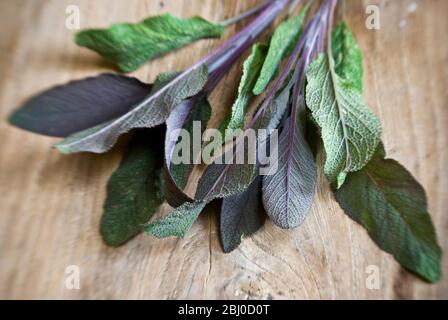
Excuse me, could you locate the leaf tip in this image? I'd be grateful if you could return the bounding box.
[222,244,238,254]
[73,31,84,45]
[7,110,21,128]
[53,142,72,155]
[252,84,264,96]
[100,233,126,248]
[145,223,186,239]
[426,270,442,284]
[221,236,242,253]
[336,172,348,189]
[420,250,443,283]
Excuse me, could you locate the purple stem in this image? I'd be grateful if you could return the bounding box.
[248,2,322,129]
[220,0,274,27]
[165,0,290,167]
[204,0,290,74]
[283,0,333,210]
[202,0,340,200]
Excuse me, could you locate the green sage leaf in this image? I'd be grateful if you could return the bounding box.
[146,201,207,238]
[332,21,363,92]
[253,9,307,95]
[222,43,267,135]
[305,53,381,186]
[334,145,442,282]
[76,14,224,72]
[101,128,165,246]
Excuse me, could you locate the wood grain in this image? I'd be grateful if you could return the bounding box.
[0,0,447,299]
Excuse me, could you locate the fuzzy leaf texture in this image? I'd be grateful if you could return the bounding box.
[253,9,307,95]
[164,96,211,207]
[222,43,267,136]
[146,201,207,238]
[305,53,381,186]
[334,146,442,282]
[101,128,165,246]
[55,64,208,154]
[332,21,363,93]
[159,70,209,207]
[221,175,265,253]
[9,74,152,137]
[195,83,291,201]
[262,107,317,229]
[76,14,224,72]
[167,97,211,189]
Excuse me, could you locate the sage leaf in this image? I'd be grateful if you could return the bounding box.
[305,53,381,186]
[152,71,180,91]
[253,9,307,95]
[220,175,265,253]
[146,201,207,238]
[332,21,363,92]
[162,165,193,209]
[195,84,291,201]
[9,74,152,137]
[76,14,224,72]
[334,145,442,282]
[262,105,317,229]
[166,97,211,189]
[195,143,257,200]
[164,96,211,207]
[222,43,267,135]
[253,72,293,132]
[55,64,208,154]
[101,128,165,247]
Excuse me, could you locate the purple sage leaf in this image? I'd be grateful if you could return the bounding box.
[262,107,317,229]
[220,175,265,252]
[9,74,152,138]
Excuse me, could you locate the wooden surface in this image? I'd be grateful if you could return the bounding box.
[0,0,447,299]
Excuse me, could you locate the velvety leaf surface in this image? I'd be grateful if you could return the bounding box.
[101,128,165,247]
[332,21,363,93]
[166,97,211,189]
[9,74,152,137]
[253,9,307,95]
[334,146,442,282]
[164,96,211,207]
[262,108,317,229]
[76,14,224,72]
[146,201,207,238]
[162,164,193,208]
[220,175,265,253]
[305,53,381,186]
[195,143,257,200]
[253,74,292,133]
[222,43,267,134]
[196,82,291,201]
[55,64,208,154]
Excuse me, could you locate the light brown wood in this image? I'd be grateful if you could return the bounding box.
[0,0,447,299]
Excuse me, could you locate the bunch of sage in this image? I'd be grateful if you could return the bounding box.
[9,0,442,283]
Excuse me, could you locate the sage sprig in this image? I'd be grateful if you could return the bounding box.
[76,14,225,73]
[8,0,442,283]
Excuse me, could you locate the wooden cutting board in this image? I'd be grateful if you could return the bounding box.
[0,0,447,299]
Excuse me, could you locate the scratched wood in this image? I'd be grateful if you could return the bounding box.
[0,0,447,299]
